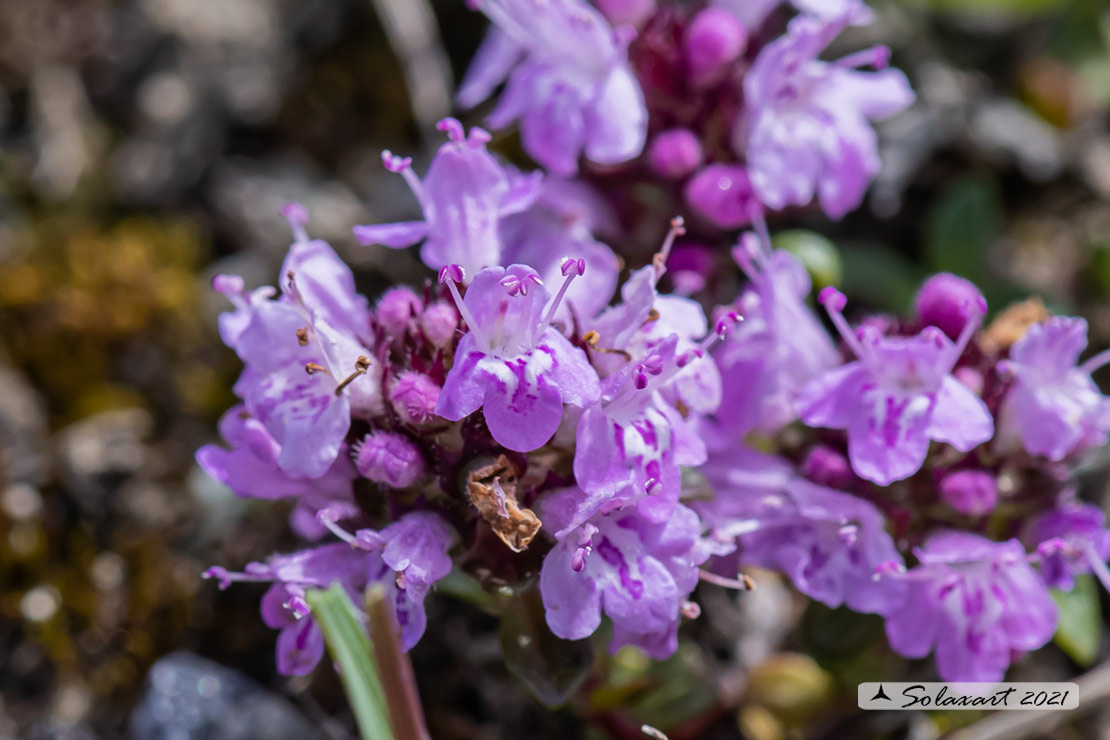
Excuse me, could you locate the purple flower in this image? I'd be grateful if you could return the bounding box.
[711,0,874,29]
[196,405,357,539]
[796,287,993,485]
[998,317,1110,462]
[538,497,710,658]
[711,236,838,438]
[1025,501,1110,590]
[938,470,998,517]
[435,262,601,451]
[376,287,423,337]
[698,456,906,614]
[883,532,1058,682]
[355,431,426,488]
[458,0,647,175]
[499,177,621,322]
[208,544,371,676]
[647,128,704,180]
[214,207,383,478]
[572,334,710,531]
[353,118,541,277]
[741,15,913,218]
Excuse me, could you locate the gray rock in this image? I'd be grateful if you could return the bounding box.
[129,652,318,740]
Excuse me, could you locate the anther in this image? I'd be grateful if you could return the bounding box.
[305,362,328,375]
[334,356,372,395]
[653,217,686,278]
[296,327,310,346]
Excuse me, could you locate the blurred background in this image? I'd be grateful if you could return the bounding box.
[0,0,1108,738]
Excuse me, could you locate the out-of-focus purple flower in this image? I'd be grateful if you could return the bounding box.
[435,263,601,451]
[684,7,747,87]
[712,237,838,438]
[538,497,710,658]
[915,273,987,341]
[998,317,1110,462]
[353,119,541,277]
[801,445,855,490]
[741,15,913,218]
[938,469,998,517]
[647,128,704,181]
[499,178,621,322]
[377,287,423,337]
[596,0,656,27]
[420,301,459,347]
[355,431,426,488]
[700,468,907,613]
[883,532,1057,682]
[390,371,442,426]
[684,164,762,230]
[206,544,371,676]
[1025,501,1110,590]
[796,287,993,485]
[459,0,648,175]
[711,0,874,29]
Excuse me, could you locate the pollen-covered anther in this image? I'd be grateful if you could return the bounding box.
[334,355,372,395]
[295,327,310,346]
[304,362,328,376]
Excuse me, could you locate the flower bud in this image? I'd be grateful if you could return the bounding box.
[356,431,425,488]
[939,470,998,517]
[595,0,655,28]
[390,371,442,425]
[421,300,458,346]
[914,273,986,341]
[802,446,854,490]
[647,128,704,180]
[377,287,423,336]
[684,7,747,87]
[684,164,760,229]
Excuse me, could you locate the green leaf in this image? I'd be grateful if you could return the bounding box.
[772,230,843,290]
[1052,574,1101,667]
[306,585,394,740]
[838,242,924,314]
[500,585,593,707]
[924,177,1000,281]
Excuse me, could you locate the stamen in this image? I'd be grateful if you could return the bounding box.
[296,327,310,346]
[334,356,372,395]
[316,509,358,546]
[582,330,632,360]
[571,523,598,572]
[653,217,685,279]
[818,287,869,361]
[1080,348,1110,375]
[835,45,890,70]
[871,559,907,581]
[1083,541,1110,595]
[500,267,543,297]
[439,265,490,348]
[680,600,701,619]
[539,257,585,332]
[305,362,329,376]
[698,569,756,591]
[436,117,466,143]
[731,232,763,282]
[202,566,272,590]
[381,149,425,207]
[751,210,773,258]
[949,296,987,367]
[281,202,310,244]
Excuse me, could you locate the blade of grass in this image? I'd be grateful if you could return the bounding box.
[366,584,430,740]
[306,584,394,740]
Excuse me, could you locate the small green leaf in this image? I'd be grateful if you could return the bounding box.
[307,585,394,740]
[772,230,843,290]
[838,242,924,314]
[925,177,1000,281]
[1052,574,1101,667]
[500,585,593,707]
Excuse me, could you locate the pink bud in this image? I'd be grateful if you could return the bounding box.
[390,371,442,425]
[914,273,987,341]
[421,301,458,346]
[683,164,760,229]
[356,431,426,488]
[684,8,747,87]
[818,286,847,312]
[939,469,998,517]
[647,128,703,180]
[376,287,423,336]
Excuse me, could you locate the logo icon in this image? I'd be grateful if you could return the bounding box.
[870,685,891,702]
